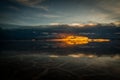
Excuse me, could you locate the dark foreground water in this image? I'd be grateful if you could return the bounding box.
[0,40,120,80]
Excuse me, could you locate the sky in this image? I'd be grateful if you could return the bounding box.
[0,0,120,25]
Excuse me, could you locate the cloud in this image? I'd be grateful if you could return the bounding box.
[68,23,99,27]
[16,0,48,11]
[112,21,120,27]
[49,22,120,27]
[68,23,85,27]
[16,0,44,6]
[43,14,60,18]
[49,23,61,26]
[96,0,120,21]
[9,6,20,11]
[49,22,98,27]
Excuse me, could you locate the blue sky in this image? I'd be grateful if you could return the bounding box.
[0,0,120,25]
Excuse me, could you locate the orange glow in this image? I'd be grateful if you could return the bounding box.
[62,36,89,45]
[47,35,110,45]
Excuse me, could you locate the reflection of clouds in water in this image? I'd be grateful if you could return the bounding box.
[47,53,120,59]
[4,53,120,73]
[68,54,97,58]
[112,55,120,59]
[47,54,120,72]
[1,53,120,80]
[49,55,59,58]
[17,53,120,72]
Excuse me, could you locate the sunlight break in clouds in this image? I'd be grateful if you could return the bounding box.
[68,23,85,27]
[49,23,97,27]
[50,23,61,26]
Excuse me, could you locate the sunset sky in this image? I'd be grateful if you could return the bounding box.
[0,0,120,25]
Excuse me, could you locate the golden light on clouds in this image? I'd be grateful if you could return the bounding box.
[47,35,110,45]
[50,23,61,26]
[49,23,99,27]
[86,23,97,27]
[68,23,85,27]
[54,36,89,45]
[113,21,120,27]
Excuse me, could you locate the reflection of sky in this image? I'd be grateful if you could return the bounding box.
[48,54,120,59]
[1,53,120,80]
[3,53,120,69]
[4,52,120,60]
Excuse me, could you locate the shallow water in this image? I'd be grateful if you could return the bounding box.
[0,40,120,80]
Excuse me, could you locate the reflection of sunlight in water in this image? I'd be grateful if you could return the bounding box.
[47,35,110,46]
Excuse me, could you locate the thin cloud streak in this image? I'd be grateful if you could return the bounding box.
[16,0,48,11]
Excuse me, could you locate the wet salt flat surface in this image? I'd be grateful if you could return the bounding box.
[0,53,120,80]
[0,40,120,80]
